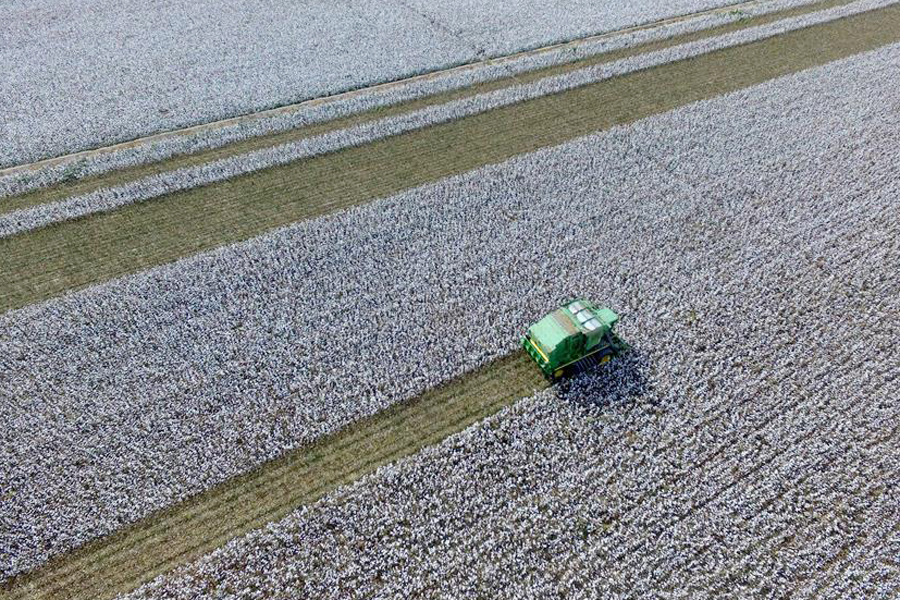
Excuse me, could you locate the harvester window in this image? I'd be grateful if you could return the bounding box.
[575,310,591,324]
[569,301,586,312]
[584,318,601,331]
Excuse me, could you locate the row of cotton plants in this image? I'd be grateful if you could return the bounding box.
[124,354,899,598]
[2,0,763,169]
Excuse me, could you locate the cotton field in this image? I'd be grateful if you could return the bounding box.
[2,1,898,598]
[121,42,900,597]
[0,0,885,238]
[1,0,761,168]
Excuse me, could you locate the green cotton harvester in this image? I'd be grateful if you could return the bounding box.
[522,298,624,381]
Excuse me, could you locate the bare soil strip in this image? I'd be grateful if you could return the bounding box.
[0,353,547,600]
[0,0,853,216]
[3,4,897,316]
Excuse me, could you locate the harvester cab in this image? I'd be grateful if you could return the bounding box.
[522,299,623,381]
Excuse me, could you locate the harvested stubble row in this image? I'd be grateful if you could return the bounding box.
[2,0,900,313]
[0,0,875,236]
[125,366,900,598]
[0,353,546,600]
[4,36,900,595]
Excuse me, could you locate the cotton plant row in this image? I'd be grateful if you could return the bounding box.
[0,0,825,200]
[693,475,899,599]
[786,433,900,600]
[0,0,811,183]
[399,0,740,58]
[807,516,900,600]
[0,0,472,171]
[468,325,882,583]
[122,355,899,599]
[0,0,858,208]
[2,40,899,580]
[585,409,898,597]
[388,351,896,598]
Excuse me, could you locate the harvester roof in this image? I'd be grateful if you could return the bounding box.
[528,299,618,356]
[571,302,619,332]
[529,309,578,355]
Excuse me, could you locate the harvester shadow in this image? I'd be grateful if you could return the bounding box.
[549,347,654,409]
